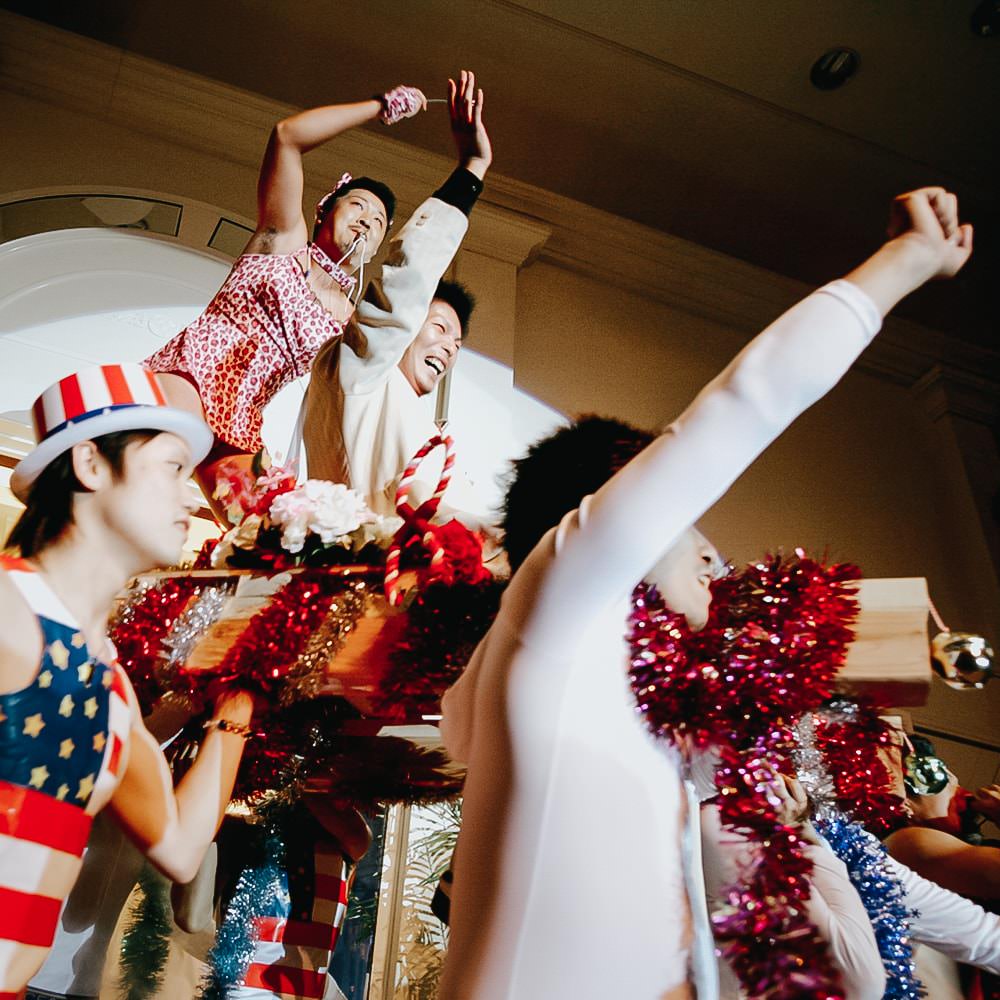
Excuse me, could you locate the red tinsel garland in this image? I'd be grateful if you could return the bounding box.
[112,578,201,711]
[172,573,344,705]
[712,744,844,999]
[628,552,862,1000]
[114,568,500,804]
[813,704,907,836]
[369,577,505,720]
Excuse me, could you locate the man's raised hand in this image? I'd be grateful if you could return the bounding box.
[449,69,491,180]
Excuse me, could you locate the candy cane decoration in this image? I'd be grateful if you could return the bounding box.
[384,433,455,606]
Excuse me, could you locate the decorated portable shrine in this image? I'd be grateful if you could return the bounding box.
[112,433,504,809]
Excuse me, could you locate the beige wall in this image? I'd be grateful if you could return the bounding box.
[1,12,996,786]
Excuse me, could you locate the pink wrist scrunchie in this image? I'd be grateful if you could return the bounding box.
[379,85,423,125]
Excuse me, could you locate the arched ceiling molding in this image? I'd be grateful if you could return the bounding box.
[0,183,254,260]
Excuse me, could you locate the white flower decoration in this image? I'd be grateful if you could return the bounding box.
[359,514,404,549]
[268,480,375,554]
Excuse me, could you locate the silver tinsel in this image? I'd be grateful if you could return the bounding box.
[159,583,236,677]
[792,711,839,821]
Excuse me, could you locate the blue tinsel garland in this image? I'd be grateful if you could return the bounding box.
[198,827,287,1000]
[815,814,923,1000]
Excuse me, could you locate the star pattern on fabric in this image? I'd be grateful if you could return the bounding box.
[83,697,98,720]
[71,632,87,649]
[93,732,106,753]
[59,738,75,760]
[76,773,95,801]
[58,694,75,718]
[29,765,49,789]
[37,670,53,689]
[102,671,113,689]
[78,662,93,684]
[48,639,70,669]
[23,713,45,738]
[56,783,69,801]
[0,707,6,724]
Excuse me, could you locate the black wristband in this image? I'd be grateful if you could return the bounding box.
[433,167,484,217]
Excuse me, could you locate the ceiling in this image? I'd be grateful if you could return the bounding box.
[4,0,999,355]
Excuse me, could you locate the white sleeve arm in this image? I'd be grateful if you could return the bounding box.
[700,805,885,1000]
[890,855,1000,973]
[804,844,887,1000]
[339,197,469,394]
[517,280,882,648]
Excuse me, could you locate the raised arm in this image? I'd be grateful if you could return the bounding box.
[885,824,1000,898]
[251,87,426,253]
[337,70,492,392]
[108,683,253,884]
[517,188,972,647]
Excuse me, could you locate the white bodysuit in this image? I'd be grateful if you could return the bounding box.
[440,280,883,999]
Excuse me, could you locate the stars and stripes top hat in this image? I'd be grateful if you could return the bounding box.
[10,363,213,502]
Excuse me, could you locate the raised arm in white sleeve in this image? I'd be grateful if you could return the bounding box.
[516,280,882,649]
[511,185,973,650]
[338,197,469,394]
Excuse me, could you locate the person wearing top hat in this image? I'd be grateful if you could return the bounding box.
[0,363,256,996]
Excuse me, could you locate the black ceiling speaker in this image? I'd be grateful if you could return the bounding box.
[810,48,861,91]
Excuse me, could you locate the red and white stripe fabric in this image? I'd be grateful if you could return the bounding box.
[31,364,166,443]
[0,784,93,999]
[0,558,133,998]
[239,848,350,1000]
[88,663,133,809]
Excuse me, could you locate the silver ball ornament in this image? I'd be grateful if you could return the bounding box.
[930,631,994,690]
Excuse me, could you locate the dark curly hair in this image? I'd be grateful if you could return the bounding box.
[433,279,476,337]
[500,415,654,572]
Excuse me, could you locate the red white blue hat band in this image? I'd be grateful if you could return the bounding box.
[11,363,213,502]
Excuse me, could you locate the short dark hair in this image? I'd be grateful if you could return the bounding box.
[313,176,396,240]
[908,735,937,758]
[6,429,158,558]
[432,279,476,337]
[501,415,654,572]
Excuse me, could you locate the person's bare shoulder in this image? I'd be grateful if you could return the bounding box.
[0,566,45,694]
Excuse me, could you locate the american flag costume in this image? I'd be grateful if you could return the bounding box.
[3,361,208,998]
[0,557,132,998]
